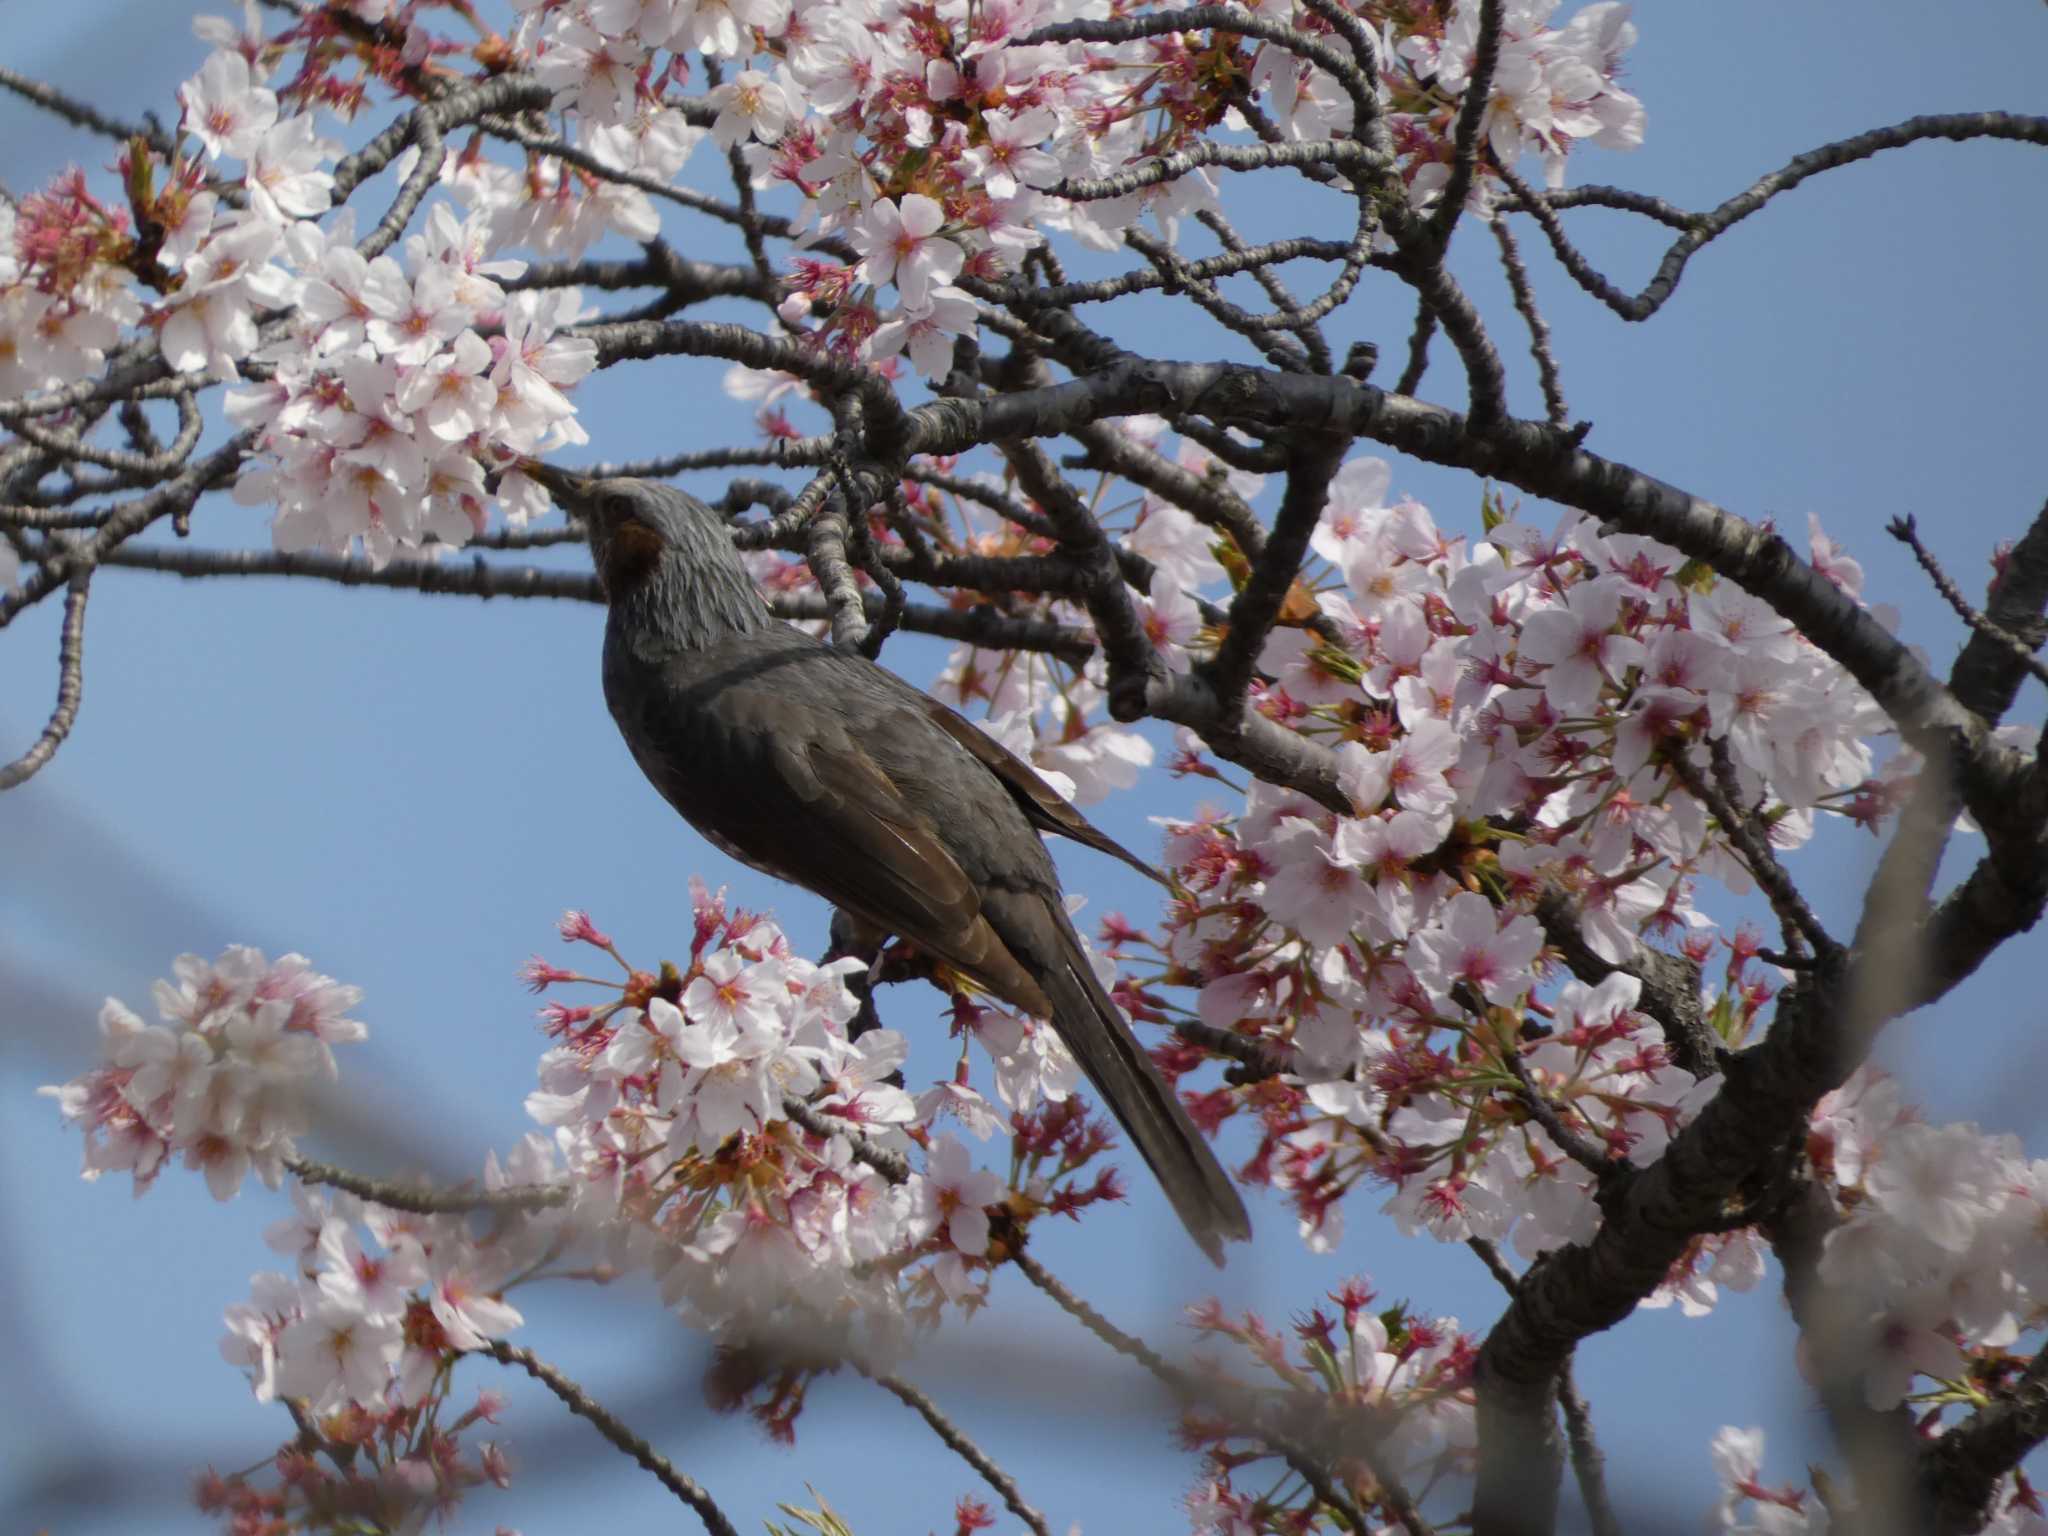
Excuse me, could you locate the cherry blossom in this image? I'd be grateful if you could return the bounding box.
[1417,888,1540,1011]
[1517,575,1646,718]
[43,948,365,1201]
[868,284,978,380]
[178,48,277,161]
[275,1296,404,1413]
[854,195,966,310]
[918,1134,1007,1258]
[709,68,796,149]
[1709,1426,1824,1536]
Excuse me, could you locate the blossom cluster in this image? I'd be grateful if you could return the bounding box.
[224,1165,540,1416]
[195,1381,514,1535]
[5,0,1646,565]
[1396,0,1645,196]
[39,891,1177,1483]
[912,416,1257,804]
[1806,1070,2048,1413]
[35,949,523,1520]
[41,948,547,1530]
[1187,1276,1478,1534]
[510,0,1645,376]
[203,1170,534,1531]
[520,883,1132,1337]
[1075,448,1890,1289]
[1698,1071,2048,1528]
[168,34,602,559]
[40,945,367,1199]
[1709,1425,2044,1536]
[223,196,598,562]
[4,42,597,565]
[0,180,142,401]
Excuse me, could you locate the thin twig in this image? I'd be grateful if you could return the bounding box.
[984,235,1356,313]
[1558,1362,1622,1536]
[0,64,170,152]
[481,1341,741,1536]
[1012,1253,1406,1536]
[1466,1236,1520,1294]
[0,568,91,790]
[286,1156,571,1214]
[1024,9,1380,143]
[96,542,602,600]
[1070,421,1267,560]
[588,439,839,477]
[780,1096,911,1185]
[1394,304,1437,396]
[479,112,853,263]
[1205,437,1346,708]
[1494,114,2048,322]
[1428,0,1505,246]
[1172,1018,1290,1082]
[1124,227,1312,373]
[1196,207,1334,372]
[861,1367,1050,1536]
[1502,1049,1623,1181]
[1488,215,1569,427]
[1890,514,2048,689]
[5,388,202,476]
[996,429,1158,719]
[95,538,1097,658]
[0,431,252,627]
[1666,744,1834,958]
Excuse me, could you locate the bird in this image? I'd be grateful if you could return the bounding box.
[532,467,1251,1265]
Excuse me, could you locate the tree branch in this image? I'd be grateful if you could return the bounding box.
[860,1367,1050,1536]
[481,1341,741,1536]
[1496,114,2048,322]
[287,1156,570,1213]
[0,568,91,790]
[1012,1252,1401,1536]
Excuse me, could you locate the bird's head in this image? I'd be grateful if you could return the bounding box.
[525,466,719,601]
[525,464,767,642]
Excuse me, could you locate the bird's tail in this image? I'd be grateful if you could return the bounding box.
[1036,916,1253,1266]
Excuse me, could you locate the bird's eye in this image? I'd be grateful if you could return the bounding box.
[602,490,639,523]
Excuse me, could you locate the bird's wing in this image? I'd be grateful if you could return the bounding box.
[789,734,1064,1015]
[915,695,1169,888]
[659,688,1057,1018]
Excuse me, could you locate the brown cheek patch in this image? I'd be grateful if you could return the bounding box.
[601,520,665,596]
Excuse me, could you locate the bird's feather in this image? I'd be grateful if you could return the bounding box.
[916,698,1169,888]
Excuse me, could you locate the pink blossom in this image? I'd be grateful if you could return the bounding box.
[709,69,794,149]
[158,216,290,379]
[1258,818,1376,948]
[961,108,1061,199]
[178,50,276,161]
[855,195,965,309]
[919,1135,1006,1256]
[1518,576,1644,717]
[867,285,978,381]
[1409,891,1544,1008]
[395,330,498,441]
[427,1255,525,1352]
[276,1297,403,1413]
[245,115,338,221]
[317,1219,427,1320]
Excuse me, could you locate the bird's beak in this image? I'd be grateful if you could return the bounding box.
[521,459,592,513]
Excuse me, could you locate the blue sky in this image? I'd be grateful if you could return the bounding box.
[5,3,2047,1532]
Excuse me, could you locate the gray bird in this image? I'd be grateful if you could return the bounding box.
[537,469,1251,1264]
